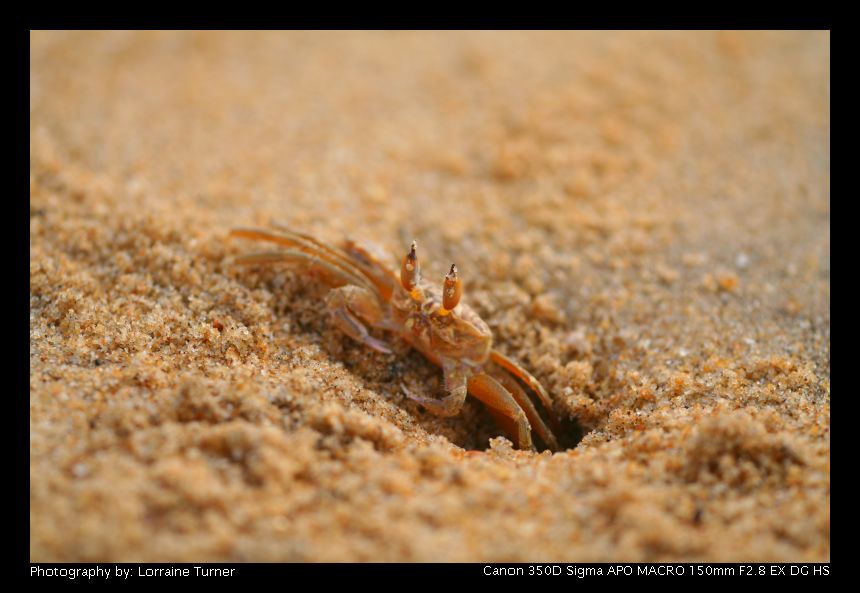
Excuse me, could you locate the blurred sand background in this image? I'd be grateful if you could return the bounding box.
[30,31,829,561]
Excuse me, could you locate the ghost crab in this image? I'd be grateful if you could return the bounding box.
[230,226,561,451]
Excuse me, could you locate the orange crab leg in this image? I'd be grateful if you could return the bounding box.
[325,285,392,354]
[341,240,400,302]
[231,247,378,296]
[490,368,559,452]
[230,229,382,296]
[235,248,394,353]
[269,224,399,301]
[490,350,561,433]
[268,225,371,277]
[467,374,534,450]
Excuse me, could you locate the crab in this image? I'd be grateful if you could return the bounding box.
[230,225,561,451]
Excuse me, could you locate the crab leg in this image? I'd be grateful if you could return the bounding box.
[467,373,534,450]
[267,225,371,278]
[231,247,378,295]
[234,247,394,352]
[267,224,398,300]
[231,227,375,288]
[231,226,382,291]
[341,239,400,302]
[325,285,392,354]
[490,350,561,433]
[404,360,468,417]
[490,368,559,451]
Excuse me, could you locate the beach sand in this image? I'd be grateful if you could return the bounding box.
[30,30,829,561]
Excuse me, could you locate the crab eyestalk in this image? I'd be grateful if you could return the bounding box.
[400,241,423,301]
[439,264,462,315]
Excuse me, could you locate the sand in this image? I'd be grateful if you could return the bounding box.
[30,30,829,562]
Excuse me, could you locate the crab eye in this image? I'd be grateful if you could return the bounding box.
[400,240,420,292]
[442,264,462,311]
